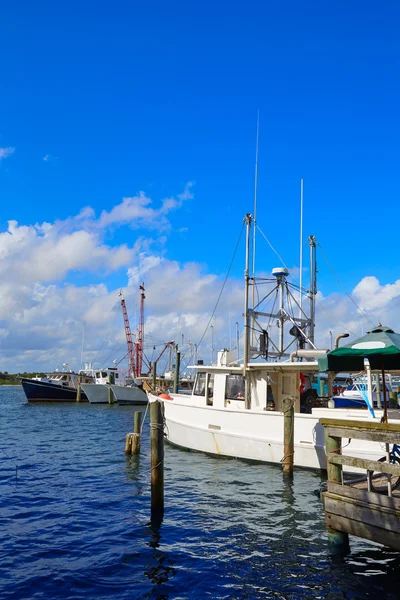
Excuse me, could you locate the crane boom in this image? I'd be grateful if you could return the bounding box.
[119,290,135,377]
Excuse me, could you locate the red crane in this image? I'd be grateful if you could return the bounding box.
[119,283,146,378]
[119,290,135,377]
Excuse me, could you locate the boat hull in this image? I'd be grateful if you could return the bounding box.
[111,384,147,405]
[81,383,111,404]
[148,393,389,471]
[21,378,88,402]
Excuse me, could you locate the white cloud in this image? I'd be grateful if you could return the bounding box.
[0,147,15,160]
[2,183,400,374]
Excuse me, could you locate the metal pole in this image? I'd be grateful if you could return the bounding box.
[309,236,316,347]
[251,111,260,348]
[279,278,285,355]
[244,214,252,409]
[235,322,239,361]
[299,179,304,317]
[211,325,214,364]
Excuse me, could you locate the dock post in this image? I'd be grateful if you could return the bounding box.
[324,427,349,552]
[326,527,350,554]
[125,433,132,454]
[319,378,325,398]
[173,350,180,394]
[282,396,294,474]
[150,400,164,522]
[108,371,115,404]
[131,411,142,454]
[152,361,157,391]
[76,376,82,402]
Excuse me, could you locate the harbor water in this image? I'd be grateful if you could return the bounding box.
[0,387,399,600]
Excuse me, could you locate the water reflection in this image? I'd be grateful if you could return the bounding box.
[142,522,176,600]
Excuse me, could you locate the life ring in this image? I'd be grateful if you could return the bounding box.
[299,373,306,394]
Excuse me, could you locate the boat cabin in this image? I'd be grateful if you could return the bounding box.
[189,351,320,413]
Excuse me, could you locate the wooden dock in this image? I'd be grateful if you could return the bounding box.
[320,418,400,551]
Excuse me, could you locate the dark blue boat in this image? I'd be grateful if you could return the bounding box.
[21,376,90,402]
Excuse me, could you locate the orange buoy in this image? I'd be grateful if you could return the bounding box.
[159,393,173,400]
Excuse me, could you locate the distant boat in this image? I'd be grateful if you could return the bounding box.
[331,377,393,408]
[21,370,94,403]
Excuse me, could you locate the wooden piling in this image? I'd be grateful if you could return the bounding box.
[150,400,164,521]
[125,433,132,454]
[324,428,342,484]
[76,377,82,402]
[131,411,142,454]
[282,396,294,474]
[152,361,157,391]
[108,371,115,404]
[173,350,180,394]
[319,378,325,398]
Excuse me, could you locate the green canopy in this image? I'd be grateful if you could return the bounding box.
[318,325,400,372]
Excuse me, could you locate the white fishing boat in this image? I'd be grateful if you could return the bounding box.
[110,382,147,405]
[148,214,398,471]
[81,367,128,404]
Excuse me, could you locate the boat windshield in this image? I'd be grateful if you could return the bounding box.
[225,374,245,400]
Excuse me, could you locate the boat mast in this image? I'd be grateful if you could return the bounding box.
[243,213,252,409]
[251,111,260,348]
[308,236,316,346]
[135,282,145,377]
[119,290,135,377]
[299,178,304,317]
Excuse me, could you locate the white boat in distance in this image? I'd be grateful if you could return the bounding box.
[81,367,126,404]
[148,214,399,471]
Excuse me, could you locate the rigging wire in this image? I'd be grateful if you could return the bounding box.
[315,239,376,328]
[256,225,360,338]
[195,221,245,353]
[256,225,289,271]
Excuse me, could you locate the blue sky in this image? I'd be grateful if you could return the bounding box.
[1,1,400,371]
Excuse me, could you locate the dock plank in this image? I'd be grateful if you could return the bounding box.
[324,492,400,534]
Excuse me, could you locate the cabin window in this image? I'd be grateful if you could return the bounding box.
[96,372,101,378]
[225,374,245,400]
[115,373,119,379]
[206,374,214,406]
[194,373,206,396]
[61,375,68,381]
[266,384,275,411]
[102,372,107,378]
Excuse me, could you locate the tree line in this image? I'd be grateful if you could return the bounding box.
[0,372,47,385]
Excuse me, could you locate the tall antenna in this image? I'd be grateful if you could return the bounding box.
[251,110,260,347]
[299,178,304,316]
[135,282,145,377]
